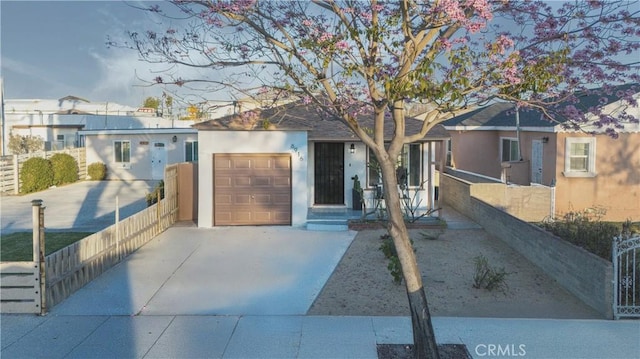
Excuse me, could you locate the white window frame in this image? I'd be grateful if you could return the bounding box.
[185,140,198,162]
[500,137,520,162]
[113,140,131,164]
[564,137,596,177]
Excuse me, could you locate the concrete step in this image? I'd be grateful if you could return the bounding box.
[306,220,349,231]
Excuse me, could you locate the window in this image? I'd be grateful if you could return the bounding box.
[114,140,131,163]
[446,139,452,167]
[501,138,520,162]
[185,141,198,162]
[564,137,596,177]
[367,147,381,187]
[368,143,422,188]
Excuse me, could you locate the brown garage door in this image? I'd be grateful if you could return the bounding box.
[214,154,291,226]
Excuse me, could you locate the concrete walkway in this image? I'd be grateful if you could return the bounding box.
[2,314,638,358]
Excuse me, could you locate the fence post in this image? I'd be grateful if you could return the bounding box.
[32,199,46,315]
[156,187,161,233]
[115,196,120,260]
[13,155,19,194]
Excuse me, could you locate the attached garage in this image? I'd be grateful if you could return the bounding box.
[213,153,292,225]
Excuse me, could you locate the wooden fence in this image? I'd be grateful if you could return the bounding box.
[45,164,178,308]
[0,164,178,313]
[0,201,46,314]
[0,148,87,194]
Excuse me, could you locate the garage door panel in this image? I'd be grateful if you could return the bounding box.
[216,194,233,204]
[234,177,252,187]
[234,159,252,169]
[253,177,272,186]
[274,157,290,169]
[254,158,272,169]
[273,177,290,186]
[214,154,291,226]
[216,177,233,187]
[273,194,290,204]
[215,159,232,169]
[236,194,252,204]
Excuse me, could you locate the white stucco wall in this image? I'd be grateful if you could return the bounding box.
[82,129,197,180]
[343,141,437,216]
[197,130,308,228]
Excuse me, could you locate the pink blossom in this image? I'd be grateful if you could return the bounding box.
[302,19,313,27]
[302,95,312,105]
[318,32,333,43]
[495,35,514,55]
[335,40,349,51]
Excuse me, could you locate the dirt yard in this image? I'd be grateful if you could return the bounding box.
[308,227,604,319]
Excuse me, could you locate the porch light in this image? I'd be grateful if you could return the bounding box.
[350,143,355,154]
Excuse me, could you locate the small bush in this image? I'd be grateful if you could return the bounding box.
[87,162,107,180]
[146,180,165,206]
[20,157,54,193]
[473,254,509,292]
[379,234,415,284]
[538,208,622,260]
[50,153,78,185]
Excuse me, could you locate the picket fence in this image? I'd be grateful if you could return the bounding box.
[0,164,178,313]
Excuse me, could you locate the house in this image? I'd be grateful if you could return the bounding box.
[442,84,640,221]
[192,102,449,227]
[79,128,198,181]
[1,96,194,154]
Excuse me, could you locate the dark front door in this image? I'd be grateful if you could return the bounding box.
[314,142,344,205]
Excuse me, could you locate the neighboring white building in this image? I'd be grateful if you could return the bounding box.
[1,96,198,154]
[80,128,198,181]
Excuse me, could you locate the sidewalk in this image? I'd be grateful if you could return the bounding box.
[2,314,638,358]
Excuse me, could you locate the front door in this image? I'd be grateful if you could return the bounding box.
[531,140,543,184]
[314,142,344,205]
[151,142,167,180]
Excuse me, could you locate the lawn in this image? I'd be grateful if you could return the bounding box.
[0,232,94,262]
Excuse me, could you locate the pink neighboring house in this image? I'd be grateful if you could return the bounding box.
[442,84,640,221]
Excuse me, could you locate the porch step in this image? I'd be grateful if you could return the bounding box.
[306,220,349,231]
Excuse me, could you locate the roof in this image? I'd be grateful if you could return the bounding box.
[443,83,640,132]
[193,101,450,141]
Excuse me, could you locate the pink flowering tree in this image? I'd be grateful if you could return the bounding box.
[121,1,639,357]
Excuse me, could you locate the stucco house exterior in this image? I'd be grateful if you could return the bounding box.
[80,128,198,181]
[442,84,640,221]
[193,102,449,228]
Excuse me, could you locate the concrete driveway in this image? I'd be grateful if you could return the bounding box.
[51,226,356,316]
[0,180,157,234]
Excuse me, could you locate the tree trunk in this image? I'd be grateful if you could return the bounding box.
[380,158,440,359]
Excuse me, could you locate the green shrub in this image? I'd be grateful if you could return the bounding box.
[146,180,165,206]
[379,233,415,284]
[20,157,54,193]
[538,209,622,260]
[50,153,78,185]
[87,162,107,180]
[472,254,509,292]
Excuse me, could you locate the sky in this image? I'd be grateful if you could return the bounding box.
[0,0,226,108]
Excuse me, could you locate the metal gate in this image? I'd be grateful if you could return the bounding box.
[613,235,640,319]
